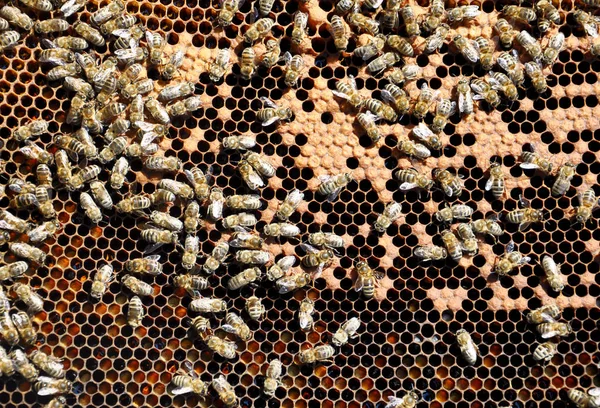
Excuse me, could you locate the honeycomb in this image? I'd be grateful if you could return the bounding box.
[1,0,600,407]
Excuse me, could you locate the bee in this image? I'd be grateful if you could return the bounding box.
[273,189,304,221]
[0,287,9,313]
[541,255,565,292]
[329,15,348,52]
[121,79,154,100]
[527,304,561,324]
[298,298,315,332]
[206,335,238,359]
[456,329,479,365]
[73,21,105,47]
[431,98,457,134]
[413,83,439,119]
[276,270,311,294]
[53,134,86,162]
[265,255,295,281]
[34,376,72,396]
[208,49,230,82]
[366,98,399,122]
[485,162,505,200]
[447,5,480,23]
[10,193,38,211]
[189,297,227,313]
[126,143,158,158]
[63,77,94,99]
[20,141,54,165]
[354,34,385,60]
[414,245,448,261]
[171,362,209,396]
[291,11,308,45]
[298,344,335,364]
[542,32,564,66]
[212,375,238,407]
[148,211,183,233]
[246,296,266,321]
[244,17,274,44]
[10,243,46,264]
[533,342,558,362]
[140,228,179,248]
[124,255,162,277]
[115,195,151,215]
[552,162,576,197]
[158,82,195,103]
[79,104,102,135]
[184,167,212,201]
[110,157,130,190]
[90,264,115,300]
[96,137,127,165]
[356,111,382,143]
[424,23,450,54]
[354,261,383,298]
[222,312,251,341]
[0,210,31,234]
[181,236,201,271]
[114,45,149,64]
[301,244,334,276]
[12,311,36,345]
[347,11,380,35]
[433,168,463,197]
[494,240,531,276]
[184,201,203,234]
[145,156,183,173]
[395,168,435,192]
[520,144,553,174]
[574,9,600,38]
[381,84,409,117]
[10,349,38,381]
[145,97,171,125]
[34,18,69,34]
[14,120,49,142]
[282,52,304,87]
[91,0,125,25]
[367,52,401,75]
[317,172,354,202]
[27,220,60,244]
[537,322,572,339]
[401,6,420,36]
[44,396,67,408]
[226,195,262,212]
[223,213,258,231]
[173,273,208,295]
[497,51,525,86]
[385,391,420,408]
[422,0,444,32]
[536,0,560,33]
[471,78,501,109]
[387,35,415,57]
[522,62,547,94]
[263,222,301,239]
[435,204,473,224]
[30,350,64,379]
[0,6,33,30]
[167,95,202,117]
[582,0,600,7]
[161,50,185,80]
[190,316,210,335]
[454,78,474,116]
[203,242,230,275]
[0,345,15,377]
[336,0,358,15]
[8,178,36,195]
[261,38,282,68]
[332,317,360,347]
[71,128,98,159]
[228,267,263,290]
[156,179,193,201]
[54,36,88,51]
[257,96,293,126]
[456,223,478,256]
[263,359,283,397]
[217,0,241,26]
[80,192,103,224]
[100,14,137,36]
[471,36,494,71]
[568,390,594,408]
[516,30,542,62]
[572,188,599,225]
[332,75,364,109]
[88,181,112,211]
[503,5,536,23]
[145,31,165,65]
[121,274,153,297]
[374,201,403,232]
[60,0,87,16]
[308,232,344,249]
[440,229,462,262]
[453,35,479,63]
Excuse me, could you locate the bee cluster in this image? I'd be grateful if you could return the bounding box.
[0,0,600,407]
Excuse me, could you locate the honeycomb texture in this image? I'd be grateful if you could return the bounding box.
[0,0,600,407]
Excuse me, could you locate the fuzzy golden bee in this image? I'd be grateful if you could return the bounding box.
[298,298,315,332]
[266,255,296,281]
[527,304,560,325]
[533,342,558,362]
[552,163,576,197]
[525,62,548,94]
[222,312,251,341]
[494,241,531,277]
[374,201,403,232]
[212,375,238,407]
[354,261,384,298]
[470,78,501,109]
[414,245,448,262]
[456,329,480,365]
[246,296,266,321]
[486,162,505,200]
[541,255,565,292]
[121,274,154,297]
[298,344,335,364]
[395,168,435,192]
[520,144,553,174]
[332,317,360,347]
[385,391,420,408]
[276,270,311,294]
[572,188,599,225]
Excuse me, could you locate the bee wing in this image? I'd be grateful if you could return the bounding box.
[171,386,194,395]
[300,243,319,254]
[380,89,395,104]
[221,324,238,334]
[506,241,515,253]
[113,29,133,39]
[326,187,343,202]
[0,220,19,231]
[286,189,305,205]
[412,123,434,141]
[399,182,418,191]
[331,89,352,100]
[539,312,557,324]
[374,271,385,280]
[208,200,223,220]
[354,277,364,292]
[37,384,61,396]
[146,254,161,261]
[584,22,599,38]
[114,47,137,59]
[259,96,277,109]
[27,225,46,242]
[244,171,265,189]
[281,51,292,66]
[518,222,531,232]
[277,255,296,270]
[61,0,81,16]
[519,163,540,170]
[518,256,531,265]
[485,176,494,191]
[442,185,454,197]
[65,149,79,162]
[487,77,502,91]
[41,38,58,49]
[183,169,197,187]
[588,388,600,397]
[318,175,332,183]
[141,132,160,147]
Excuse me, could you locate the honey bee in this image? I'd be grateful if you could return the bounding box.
[424,23,450,54]
[261,38,282,68]
[497,51,525,86]
[434,168,463,197]
[354,34,385,60]
[516,30,542,62]
[367,52,401,75]
[332,317,360,347]
[503,5,536,23]
[456,329,479,365]
[14,119,49,142]
[413,83,439,119]
[447,5,480,23]
[167,96,203,117]
[307,232,343,250]
[276,270,311,294]
[0,287,11,312]
[10,193,38,211]
[208,49,230,82]
[354,261,384,298]
[114,25,146,49]
[190,316,210,335]
[298,344,335,364]
[542,32,564,65]
[301,244,334,276]
[290,11,308,45]
[206,335,238,359]
[54,36,89,51]
[274,189,303,221]
[401,6,420,36]
[10,349,38,381]
[244,17,274,43]
[357,111,382,143]
[533,342,558,362]
[180,235,200,271]
[454,78,474,116]
[63,77,94,99]
[541,255,565,292]
[228,267,263,290]
[171,362,209,396]
[397,138,431,160]
[223,213,258,231]
[365,98,398,122]
[572,188,599,225]
[90,264,115,300]
[527,304,561,324]
[217,0,241,26]
[330,15,350,51]
[97,137,127,165]
[185,167,212,201]
[485,162,505,200]
[246,296,266,321]
[523,61,547,94]
[99,14,136,36]
[88,181,112,211]
[110,157,129,190]
[149,211,183,233]
[257,96,293,126]
[80,192,103,224]
[346,11,380,35]
[30,350,64,379]
[431,98,457,134]
[494,240,531,277]
[158,81,195,102]
[385,391,420,408]
[145,156,183,173]
[12,311,36,344]
[471,37,494,71]
[453,34,479,63]
[381,83,410,116]
[435,204,473,224]
[81,104,102,135]
[44,396,67,408]
[35,18,69,35]
[440,229,462,262]
[395,168,435,192]
[189,297,227,313]
[212,375,238,407]
[245,151,275,180]
[0,345,15,377]
[173,273,208,295]
[414,245,448,261]
[161,50,185,80]
[379,0,401,31]
[8,178,36,195]
[574,9,600,38]
[127,297,145,328]
[183,201,203,234]
[456,223,478,256]
[374,201,403,232]
[157,179,194,201]
[386,35,414,57]
[421,0,444,32]
[336,0,358,15]
[115,195,152,215]
[71,128,98,159]
[263,359,283,397]
[121,274,154,297]
[27,220,60,244]
[282,52,304,87]
[263,222,301,239]
[126,143,158,158]
[471,78,501,109]
[0,6,33,30]
[298,298,315,332]
[552,163,576,197]
[568,390,595,408]
[520,144,553,174]
[145,97,171,125]
[34,376,72,396]
[390,65,421,86]
[121,79,154,100]
[141,228,179,249]
[114,45,148,63]
[332,75,364,109]
[73,21,105,47]
[203,242,230,275]
[226,195,262,211]
[317,172,354,202]
[222,312,251,341]
[535,0,560,33]
[20,141,54,165]
[0,210,31,234]
[91,0,125,25]
[10,243,47,264]
[144,31,165,65]
[125,255,162,277]
[537,322,572,339]
[266,255,295,281]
